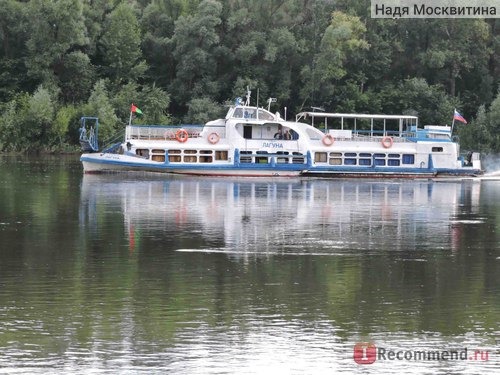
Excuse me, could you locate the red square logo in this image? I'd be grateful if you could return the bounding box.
[353,342,377,364]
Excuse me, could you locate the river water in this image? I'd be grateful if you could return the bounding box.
[0,155,498,374]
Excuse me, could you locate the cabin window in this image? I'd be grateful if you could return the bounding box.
[359,159,371,166]
[315,152,327,162]
[240,151,252,163]
[374,159,385,166]
[152,149,165,154]
[374,153,385,158]
[233,108,243,118]
[402,154,415,164]
[344,158,357,165]
[183,156,197,162]
[277,151,289,164]
[215,151,228,160]
[200,150,213,154]
[359,153,371,157]
[329,158,342,165]
[432,147,443,152]
[169,155,181,162]
[330,152,342,157]
[345,152,357,157]
[388,154,400,158]
[256,157,268,164]
[136,149,149,158]
[152,155,165,162]
[292,152,305,164]
[184,150,197,154]
[169,149,181,154]
[243,109,256,119]
[388,159,400,166]
[257,109,275,121]
[256,151,269,164]
[199,156,213,163]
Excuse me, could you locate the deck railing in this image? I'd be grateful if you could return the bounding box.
[126,125,204,140]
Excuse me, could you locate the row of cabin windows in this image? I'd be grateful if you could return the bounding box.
[314,152,415,167]
[240,151,305,164]
[136,148,228,163]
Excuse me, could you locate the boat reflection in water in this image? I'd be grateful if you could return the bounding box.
[80,174,481,256]
[77,175,498,374]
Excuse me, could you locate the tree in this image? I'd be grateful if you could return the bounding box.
[99,2,147,85]
[58,51,95,104]
[170,0,223,106]
[140,0,197,86]
[84,80,119,145]
[417,20,491,98]
[299,11,369,110]
[184,97,223,124]
[25,0,89,87]
[0,0,30,100]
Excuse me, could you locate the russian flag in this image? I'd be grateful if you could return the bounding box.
[453,109,467,124]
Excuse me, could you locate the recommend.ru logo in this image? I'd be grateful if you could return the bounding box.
[353,342,490,364]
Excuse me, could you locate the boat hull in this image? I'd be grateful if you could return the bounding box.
[301,167,481,179]
[80,153,303,177]
[82,153,481,179]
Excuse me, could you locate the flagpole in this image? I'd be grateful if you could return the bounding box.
[451,109,456,134]
[129,104,133,126]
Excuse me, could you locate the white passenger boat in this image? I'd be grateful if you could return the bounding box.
[80,91,482,178]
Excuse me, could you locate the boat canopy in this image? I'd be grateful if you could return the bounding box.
[295,112,419,136]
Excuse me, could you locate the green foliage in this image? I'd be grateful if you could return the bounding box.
[0,0,499,152]
[170,0,223,103]
[25,0,89,86]
[139,85,171,124]
[300,11,368,109]
[84,80,119,144]
[184,96,223,124]
[58,51,96,104]
[52,105,78,148]
[99,2,147,84]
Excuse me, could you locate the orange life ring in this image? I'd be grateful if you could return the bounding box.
[322,134,334,146]
[208,132,220,144]
[381,136,393,148]
[175,129,189,143]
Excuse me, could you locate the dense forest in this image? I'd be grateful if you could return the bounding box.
[0,0,499,152]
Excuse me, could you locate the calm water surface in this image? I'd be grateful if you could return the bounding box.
[0,156,499,374]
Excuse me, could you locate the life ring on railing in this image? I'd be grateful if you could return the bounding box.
[208,132,220,144]
[322,134,334,146]
[175,129,189,143]
[381,136,393,148]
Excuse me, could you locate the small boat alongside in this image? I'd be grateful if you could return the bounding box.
[80,91,482,178]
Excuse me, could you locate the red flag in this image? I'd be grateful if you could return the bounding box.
[130,103,143,115]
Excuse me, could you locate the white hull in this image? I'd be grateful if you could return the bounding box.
[81,154,302,177]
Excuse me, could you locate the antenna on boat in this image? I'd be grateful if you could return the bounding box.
[256,88,259,120]
[267,98,277,111]
[245,86,251,106]
[311,106,325,112]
